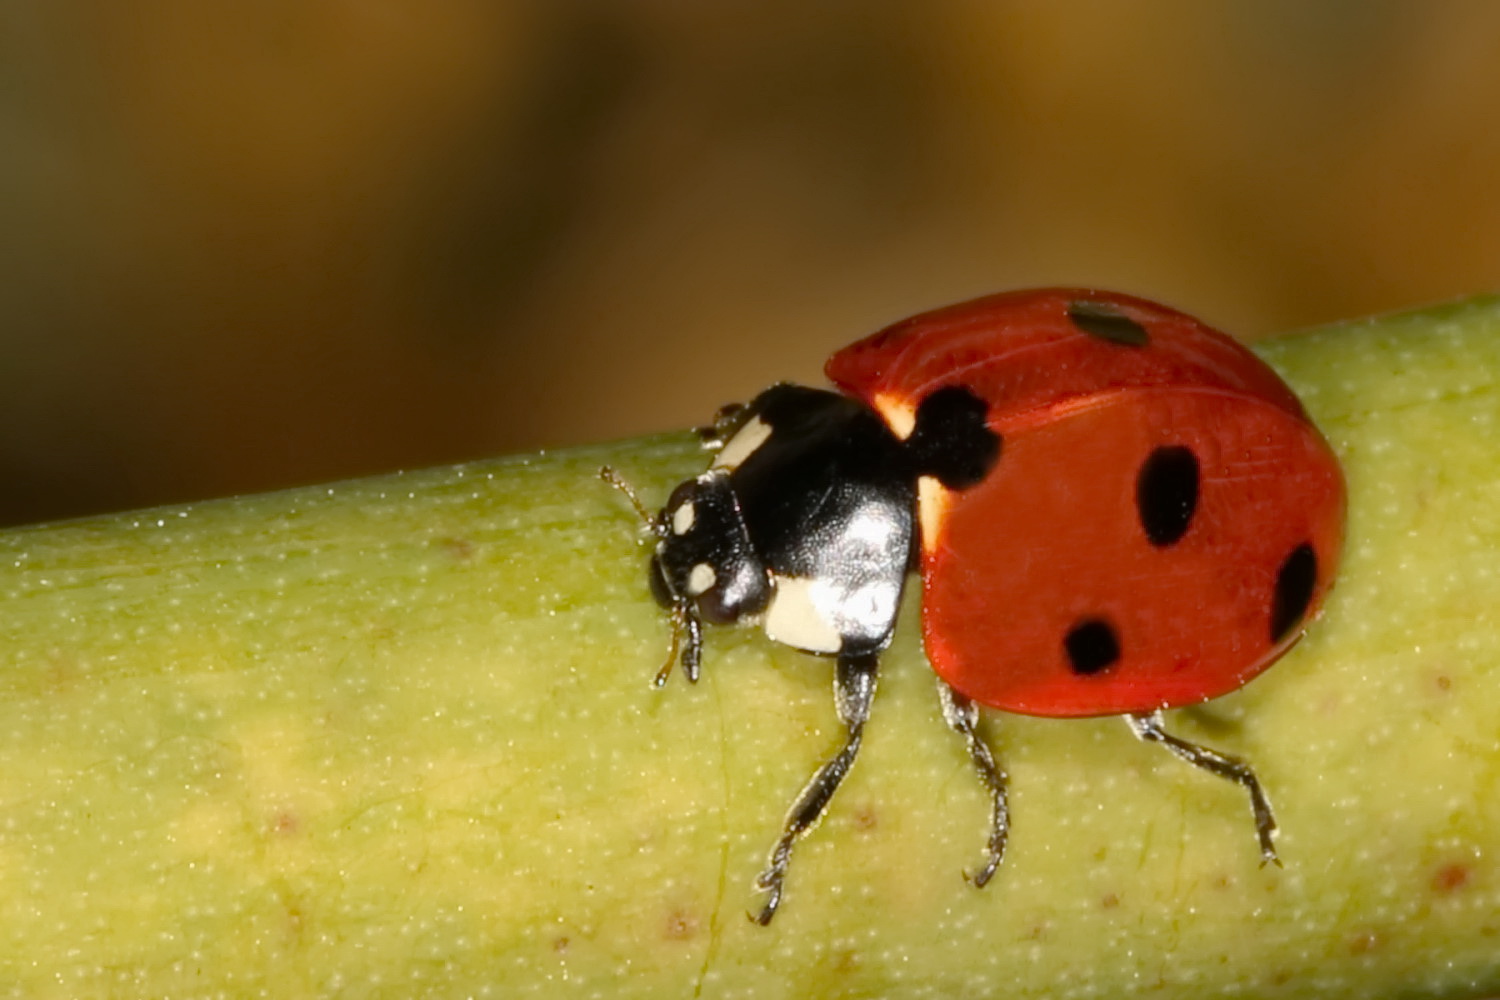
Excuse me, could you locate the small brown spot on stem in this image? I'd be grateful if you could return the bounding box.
[47,653,81,692]
[664,909,698,940]
[437,536,475,560]
[1433,862,1473,894]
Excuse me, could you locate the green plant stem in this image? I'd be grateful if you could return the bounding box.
[2,296,1499,998]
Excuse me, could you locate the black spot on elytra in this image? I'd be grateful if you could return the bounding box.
[1067,300,1149,347]
[906,385,1001,490]
[1136,445,1199,547]
[1270,543,1318,643]
[1065,618,1121,675]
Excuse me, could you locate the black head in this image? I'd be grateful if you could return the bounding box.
[653,472,772,625]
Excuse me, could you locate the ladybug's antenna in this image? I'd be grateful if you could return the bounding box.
[599,466,704,686]
[599,466,665,539]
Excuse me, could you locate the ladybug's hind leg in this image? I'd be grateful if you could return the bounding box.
[937,682,1009,888]
[753,651,878,925]
[1125,711,1280,866]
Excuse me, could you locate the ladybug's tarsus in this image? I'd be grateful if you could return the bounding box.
[938,682,1008,888]
[1125,711,1280,866]
[678,611,703,684]
[754,652,878,925]
[652,603,703,687]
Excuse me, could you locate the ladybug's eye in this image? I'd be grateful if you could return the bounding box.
[647,555,674,608]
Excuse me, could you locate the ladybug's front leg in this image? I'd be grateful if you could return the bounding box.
[937,682,1009,887]
[1125,711,1280,865]
[652,600,703,687]
[753,651,878,925]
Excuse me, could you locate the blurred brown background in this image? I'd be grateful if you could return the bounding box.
[4,2,1500,526]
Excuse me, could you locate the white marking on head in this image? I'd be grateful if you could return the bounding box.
[687,563,717,596]
[671,500,696,535]
[764,577,843,654]
[917,475,951,554]
[712,416,772,471]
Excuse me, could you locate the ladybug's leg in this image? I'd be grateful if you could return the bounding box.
[652,601,703,687]
[1125,711,1280,866]
[696,401,749,448]
[753,651,879,925]
[937,682,1009,887]
[679,609,703,683]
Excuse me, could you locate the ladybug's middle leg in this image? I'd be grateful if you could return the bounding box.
[1125,710,1280,866]
[753,650,878,925]
[695,400,749,447]
[937,682,1009,888]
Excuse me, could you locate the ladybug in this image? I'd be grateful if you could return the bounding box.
[602,288,1344,925]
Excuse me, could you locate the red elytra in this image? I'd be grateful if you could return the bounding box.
[826,288,1346,717]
